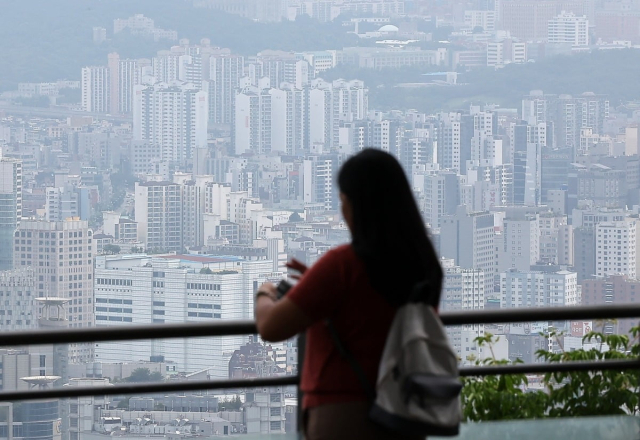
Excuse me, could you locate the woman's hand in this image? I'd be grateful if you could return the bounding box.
[256,282,278,301]
[286,258,308,280]
[254,279,311,342]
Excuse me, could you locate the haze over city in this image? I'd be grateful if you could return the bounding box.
[1,0,640,438]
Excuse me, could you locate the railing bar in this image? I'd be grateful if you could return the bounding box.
[440,304,640,326]
[0,376,299,402]
[460,358,640,376]
[2,305,640,347]
[1,358,638,402]
[0,320,258,346]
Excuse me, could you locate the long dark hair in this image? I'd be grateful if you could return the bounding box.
[337,148,443,307]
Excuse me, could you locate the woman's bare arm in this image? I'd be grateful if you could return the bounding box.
[255,282,312,342]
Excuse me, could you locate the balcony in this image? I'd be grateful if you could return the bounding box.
[0,304,639,439]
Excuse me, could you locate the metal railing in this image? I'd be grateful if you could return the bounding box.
[0,303,639,401]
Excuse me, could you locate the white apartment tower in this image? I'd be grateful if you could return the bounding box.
[270,85,305,155]
[440,259,486,364]
[302,156,339,211]
[498,211,540,273]
[134,181,183,253]
[209,54,245,124]
[81,66,110,113]
[548,12,589,46]
[133,82,208,167]
[500,269,579,308]
[117,58,140,114]
[307,79,369,151]
[438,113,462,174]
[595,220,639,279]
[234,87,272,155]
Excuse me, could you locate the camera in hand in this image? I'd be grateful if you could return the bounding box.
[276,280,293,299]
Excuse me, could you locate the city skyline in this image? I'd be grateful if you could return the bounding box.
[2,0,640,438]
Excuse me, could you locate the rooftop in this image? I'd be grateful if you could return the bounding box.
[157,254,245,264]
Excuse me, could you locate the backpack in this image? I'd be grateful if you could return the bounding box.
[327,291,462,437]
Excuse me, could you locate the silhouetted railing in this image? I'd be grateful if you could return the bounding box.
[0,304,638,401]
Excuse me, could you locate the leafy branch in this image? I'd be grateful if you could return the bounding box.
[461,328,640,421]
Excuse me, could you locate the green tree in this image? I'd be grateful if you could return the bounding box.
[461,333,548,421]
[102,244,121,255]
[200,267,213,274]
[288,212,303,222]
[219,395,243,411]
[122,368,164,383]
[462,328,640,421]
[117,397,130,409]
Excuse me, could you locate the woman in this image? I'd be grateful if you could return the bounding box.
[255,148,443,440]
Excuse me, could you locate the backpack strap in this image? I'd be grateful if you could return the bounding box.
[325,319,377,401]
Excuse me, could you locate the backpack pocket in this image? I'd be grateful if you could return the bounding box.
[402,373,463,405]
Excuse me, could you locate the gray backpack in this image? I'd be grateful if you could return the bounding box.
[327,297,462,437]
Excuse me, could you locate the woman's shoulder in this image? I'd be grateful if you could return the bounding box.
[323,244,357,262]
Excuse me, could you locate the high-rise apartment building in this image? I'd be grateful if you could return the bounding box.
[234,86,273,155]
[116,56,140,114]
[270,85,305,155]
[595,220,639,279]
[581,275,639,335]
[255,52,310,89]
[440,206,496,292]
[422,171,460,229]
[302,155,340,212]
[0,158,22,270]
[511,122,544,206]
[208,54,245,125]
[500,269,578,308]
[134,181,183,253]
[13,219,94,361]
[81,66,110,113]
[548,11,589,46]
[498,210,540,273]
[437,113,462,174]
[538,213,571,265]
[45,186,80,222]
[307,79,369,151]
[133,82,208,167]
[440,260,485,363]
[234,83,306,155]
[573,226,596,282]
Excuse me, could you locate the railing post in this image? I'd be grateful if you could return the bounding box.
[297,332,306,438]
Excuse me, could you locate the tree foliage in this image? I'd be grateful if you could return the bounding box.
[218,395,243,411]
[102,244,121,255]
[462,329,640,421]
[321,49,640,112]
[122,368,164,383]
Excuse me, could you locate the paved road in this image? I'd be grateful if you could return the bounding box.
[0,104,132,123]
